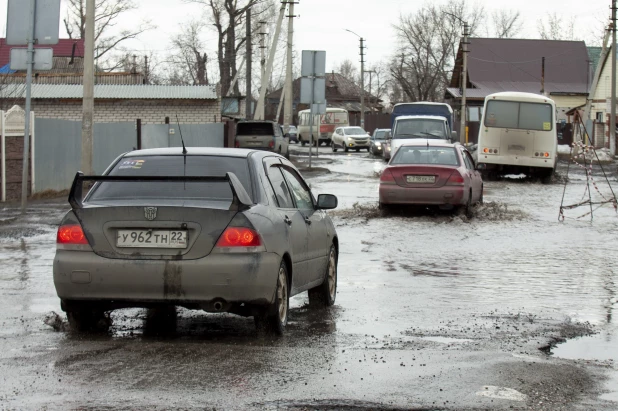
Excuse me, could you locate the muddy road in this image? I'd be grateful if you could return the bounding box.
[0,148,617,410]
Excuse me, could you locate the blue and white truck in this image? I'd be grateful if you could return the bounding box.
[389,102,458,156]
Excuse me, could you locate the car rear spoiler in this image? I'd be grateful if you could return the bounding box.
[68,171,253,211]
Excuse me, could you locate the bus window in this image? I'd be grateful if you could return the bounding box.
[485,100,552,131]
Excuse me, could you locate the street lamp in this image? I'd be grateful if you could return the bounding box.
[344,29,366,128]
[444,13,469,144]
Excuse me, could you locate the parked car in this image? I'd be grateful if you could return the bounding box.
[379,141,483,217]
[53,147,339,335]
[382,138,392,162]
[235,120,289,158]
[371,128,391,156]
[331,126,371,152]
[285,125,299,143]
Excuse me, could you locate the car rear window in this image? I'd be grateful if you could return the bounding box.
[392,146,460,166]
[237,122,274,136]
[87,155,253,202]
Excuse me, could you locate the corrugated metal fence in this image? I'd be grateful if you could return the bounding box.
[33,119,224,193]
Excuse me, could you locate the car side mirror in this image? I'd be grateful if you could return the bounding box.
[317,194,338,210]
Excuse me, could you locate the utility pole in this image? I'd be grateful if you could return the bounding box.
[81,0,95,175]
[246,8,252,119]
[344,29,366,128]
[259,21,267,98]
[611,0,617,156]
[461,21,469,145]
[283,1,297,133]
[360,37,365,129]
[254,2,286,120]
[20,0,36,212]
[540,57,545,94]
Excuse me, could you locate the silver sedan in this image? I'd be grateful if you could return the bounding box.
[54,147,339,335]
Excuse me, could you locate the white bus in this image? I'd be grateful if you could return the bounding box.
[477,92,557,184]
[297,108,349,146]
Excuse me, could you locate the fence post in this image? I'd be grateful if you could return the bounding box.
[136,119,142,150]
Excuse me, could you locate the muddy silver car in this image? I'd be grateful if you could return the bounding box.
[54,147,339,334]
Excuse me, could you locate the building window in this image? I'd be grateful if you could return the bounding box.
[222,98,240,115]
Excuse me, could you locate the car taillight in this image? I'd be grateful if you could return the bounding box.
[234,140,240,148]
[268,140,275,149]
[57,224,89,244]
[446,171,465,186]
[380,168,395,184]
[216,227,262,247]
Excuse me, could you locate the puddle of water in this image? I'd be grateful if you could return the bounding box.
[553,331,618,402]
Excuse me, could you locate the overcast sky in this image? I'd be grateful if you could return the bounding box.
[0,0,612,79]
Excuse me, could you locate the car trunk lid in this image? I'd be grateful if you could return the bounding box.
[388,165,458,188]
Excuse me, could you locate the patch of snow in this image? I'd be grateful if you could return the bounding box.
[503,173,527,179]
[476,386,528,402]
[558,145,572,155]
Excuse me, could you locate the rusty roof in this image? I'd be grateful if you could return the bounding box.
[0,38,85,67]
[448,38,589,99]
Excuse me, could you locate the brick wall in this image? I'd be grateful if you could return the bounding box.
[1,99,221,124]
[1,135,32,201]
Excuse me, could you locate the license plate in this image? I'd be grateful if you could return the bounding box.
[406,175,435,184]
[246,141,263,146]
[117,230,188,248]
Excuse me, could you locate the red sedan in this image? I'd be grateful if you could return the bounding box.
[379,142,483,216]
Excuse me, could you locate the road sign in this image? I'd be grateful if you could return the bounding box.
[301,50,326,77]
[6,0,61,45]
[312,102,326,115]
[9,48,53,70]
[300,77,326,104]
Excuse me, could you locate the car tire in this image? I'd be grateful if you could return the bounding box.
[344,145,349,153]
[301,137,306,147]
[66,306,108,332]
[366,147,370,152]
[255,261,289,335]
[308,244,337,307]
[478,185,484,204]
[379,201,391,213]
[464,190,473,219]
[331,141,338,152]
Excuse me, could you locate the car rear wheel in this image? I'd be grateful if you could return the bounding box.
[66,305,109,332]
[308,245,337,307]
[479,184,484,204]
[255,261,289,335]
[366,147,370,152]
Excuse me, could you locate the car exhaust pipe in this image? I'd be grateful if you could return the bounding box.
[213,301,223,311]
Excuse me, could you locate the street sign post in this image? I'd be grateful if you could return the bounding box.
[9,48,53,70]
[6,0,61,45]
[6,0,60,212]
[300,50,326,168]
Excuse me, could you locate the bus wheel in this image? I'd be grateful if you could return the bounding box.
[540,169,554,185]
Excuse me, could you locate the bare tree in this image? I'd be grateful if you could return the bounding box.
[389,0,484,102]
[491,9,523,38]
[166,20,210,85]
[185,0,274,96]
[63,0,154,69]
[335,59,359,83]
[537,12,577,41]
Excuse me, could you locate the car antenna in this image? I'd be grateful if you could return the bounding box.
[176,114,187,155]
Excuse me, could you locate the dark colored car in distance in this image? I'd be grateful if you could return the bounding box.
[371,128,391,156]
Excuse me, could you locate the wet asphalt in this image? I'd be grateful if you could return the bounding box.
[0,145,617,410]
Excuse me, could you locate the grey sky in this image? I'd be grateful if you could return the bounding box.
[0,0,611,80]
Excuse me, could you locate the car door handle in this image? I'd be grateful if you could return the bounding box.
[304,217,312,225]
[284,216,292,226]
